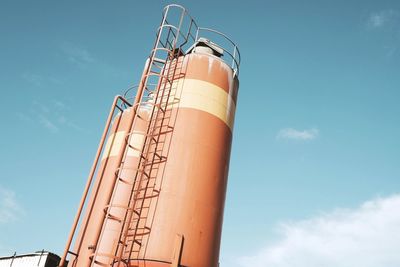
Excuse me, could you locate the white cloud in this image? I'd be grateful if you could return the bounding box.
[238,194,400,267]
[0,186,23,224]
[367,10,399,29]
[61,42,94,69]
[277,128,319,141]
[22,72,61,87]
[38,114,59,133]
[15,112,33,123]
[16,100,85,134]
[53,100,70,111]
[369,13,386,28]
[60,42,129,77]
[22,73,44,87]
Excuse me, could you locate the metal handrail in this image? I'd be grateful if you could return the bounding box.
[196,27,241,76]
[122,85,138,106]
[159,4,240,77]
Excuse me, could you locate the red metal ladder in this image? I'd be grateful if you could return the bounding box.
[118,57,182,264]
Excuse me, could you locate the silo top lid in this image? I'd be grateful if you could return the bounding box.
[186,37,224,57]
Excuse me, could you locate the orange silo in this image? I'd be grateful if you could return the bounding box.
[59,4,240,267]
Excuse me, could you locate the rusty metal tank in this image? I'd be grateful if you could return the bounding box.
[60,4,240,267]
[132,47,239,267]
[67,105,150,267]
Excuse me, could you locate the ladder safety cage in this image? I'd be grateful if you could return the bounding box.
[195,27,241,76]
[58,95,133,267]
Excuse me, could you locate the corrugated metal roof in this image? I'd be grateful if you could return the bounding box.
[0,251,61,267]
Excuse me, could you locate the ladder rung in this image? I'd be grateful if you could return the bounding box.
[154,152,165,159]
[130,161,151,178]
[144,150,165,159]
[133,205,150,212]
[135,185,156,191]
[153,128,174,136]
[153,57,166,64]
[135,205,150,214]
[147,71,172,84]
[148,124,173,132]
[144,148,164,154]
[134,191,160,201]
[142,158,167,166]
[126,226,151,237]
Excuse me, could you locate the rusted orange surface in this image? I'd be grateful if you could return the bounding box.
[68,52,238,267]
[69,108,135,267]
[123,53,239,267]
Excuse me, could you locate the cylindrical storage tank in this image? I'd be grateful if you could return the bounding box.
[69,106,146,267]
[70,109,134,267]
[127,50,239,267]
[66,57,151,267]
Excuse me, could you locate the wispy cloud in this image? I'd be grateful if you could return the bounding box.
[366,9,400,58]
[367,9,399,29]
[16,100,86,134]
[53,100,69,110]
[60,42,128,77]
[239,194,400,267]
[61,42,94,69]
[277,128,319,141]
[0,186,23,224]
[38,114,59,133]
[15,112,33,123]
[22,72,61,87]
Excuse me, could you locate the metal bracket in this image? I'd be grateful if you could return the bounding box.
[171,234,184,267]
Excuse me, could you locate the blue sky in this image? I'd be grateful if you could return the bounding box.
[1,1,400,266]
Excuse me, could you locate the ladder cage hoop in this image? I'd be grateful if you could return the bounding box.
[195,27,241,76]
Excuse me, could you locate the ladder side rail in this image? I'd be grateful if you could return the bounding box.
[119,47,183,263]
[124,55,182,261]
[111,10,182,255]
[122,9,187,256]
[113,47,175,265]
[140,67,184,257]
[116,63,173,265]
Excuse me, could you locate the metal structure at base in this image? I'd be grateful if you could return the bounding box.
[0,251,63,267]
[60,4,240,267]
